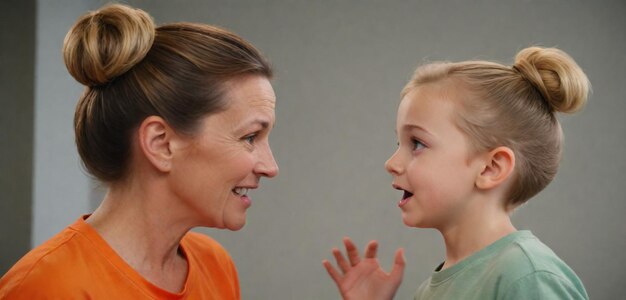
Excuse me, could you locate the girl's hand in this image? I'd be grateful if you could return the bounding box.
[323,237,405,300]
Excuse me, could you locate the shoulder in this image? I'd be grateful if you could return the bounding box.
[182,231,240,287]
[183,231,230,254]
[500,233,582,280]
[0,227,85,297]
[488,233,549,275]
[503,271,588,299]
[183,231,226,248]
[182,231,234,265]
[182,232,241,299]
[492,232,588,299]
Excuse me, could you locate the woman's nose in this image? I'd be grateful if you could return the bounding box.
[256,146,279,178]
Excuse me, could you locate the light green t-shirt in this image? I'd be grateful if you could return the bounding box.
[414,231,588,300]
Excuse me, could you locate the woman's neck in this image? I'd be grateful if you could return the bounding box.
[86,179,191,292]
[438,198,516,270]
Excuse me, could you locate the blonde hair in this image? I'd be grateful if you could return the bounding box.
[402,47,590,207]
[63,4,272,182]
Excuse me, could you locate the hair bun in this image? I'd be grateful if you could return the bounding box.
[513,46,590,113]
[63,4,155,86]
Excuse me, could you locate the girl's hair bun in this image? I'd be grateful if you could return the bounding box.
[63,4,155,86]
[513,46,590,113]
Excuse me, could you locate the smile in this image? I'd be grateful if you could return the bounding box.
[232,187,249,196]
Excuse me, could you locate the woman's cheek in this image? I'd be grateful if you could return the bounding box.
[233,153,256,177]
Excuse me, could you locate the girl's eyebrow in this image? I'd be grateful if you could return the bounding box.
[401,124,434,138]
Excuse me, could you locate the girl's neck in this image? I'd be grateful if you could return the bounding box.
[438,200,516,270]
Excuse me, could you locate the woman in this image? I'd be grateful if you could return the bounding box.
[0,4,277,298]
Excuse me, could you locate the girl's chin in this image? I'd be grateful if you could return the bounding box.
[402,218,417,227]
[401,214,423,228]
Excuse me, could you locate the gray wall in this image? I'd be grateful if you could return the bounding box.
[32,0,94,247]
[5,0,625,299]
[0,0,35,274]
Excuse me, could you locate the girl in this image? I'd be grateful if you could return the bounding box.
[323,46,590,300]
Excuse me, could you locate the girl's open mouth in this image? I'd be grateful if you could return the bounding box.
[399,190,413,207]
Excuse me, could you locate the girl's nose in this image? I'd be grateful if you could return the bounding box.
[385,150,403,176]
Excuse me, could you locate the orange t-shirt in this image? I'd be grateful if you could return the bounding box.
[0,216,240,299]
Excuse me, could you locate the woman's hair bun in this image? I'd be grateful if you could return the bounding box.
[513,46,590,113]
[63,4,155,86]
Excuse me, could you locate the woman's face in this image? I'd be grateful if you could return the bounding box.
[169,75,278,231]
[385,83,483,230]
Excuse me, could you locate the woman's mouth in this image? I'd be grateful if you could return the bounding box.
[232,187,249,196]
[399,190,413,207]
[232,187,252,207]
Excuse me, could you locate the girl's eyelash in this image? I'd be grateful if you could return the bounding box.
[411,138,426,150]
[395,136,426,150]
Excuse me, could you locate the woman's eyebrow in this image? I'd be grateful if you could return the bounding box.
[244,118,272,130]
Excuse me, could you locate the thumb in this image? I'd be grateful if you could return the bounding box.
[390,248,406,283]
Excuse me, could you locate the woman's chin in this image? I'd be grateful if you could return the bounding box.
[223,218,246,231]
[227,224,245,231]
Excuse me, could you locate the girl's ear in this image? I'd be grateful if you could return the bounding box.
[138,116,174,172]
[475,146,515,190]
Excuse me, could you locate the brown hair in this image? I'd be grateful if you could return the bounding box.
[63,4,272,182]
[402,47,590,207]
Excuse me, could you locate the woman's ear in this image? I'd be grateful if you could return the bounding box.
[475,146,515,190]
[138,116,174,172]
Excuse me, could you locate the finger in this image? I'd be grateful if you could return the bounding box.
[343,237,361,266]
[364,240,378,259]
[390,248,406,283]
[322,259,343,284]
[332,247,351,274]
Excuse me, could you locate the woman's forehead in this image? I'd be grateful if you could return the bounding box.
[222,75,276,105]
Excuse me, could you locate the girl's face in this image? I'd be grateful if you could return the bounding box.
[385,83,484,230]
[169,75,278,231]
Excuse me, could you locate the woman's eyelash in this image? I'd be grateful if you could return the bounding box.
[244,133,258,144]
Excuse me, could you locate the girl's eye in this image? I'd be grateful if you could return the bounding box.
[411,138,426,151]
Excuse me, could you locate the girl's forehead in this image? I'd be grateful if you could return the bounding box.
[397,85,460,130]
[400,84,458,112]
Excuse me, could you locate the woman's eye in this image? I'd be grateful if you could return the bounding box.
[244,134,257,144]
[411,138,426,151]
